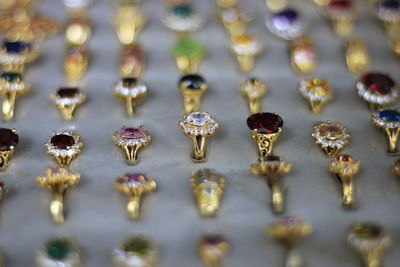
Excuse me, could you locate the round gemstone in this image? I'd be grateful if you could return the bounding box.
[126,173,147,182]
[172,4,193,18]
[172,38,205,58]
[180,74,206,90]
[1,72,22,83]
[361,73,395,95]
[122,237,150,256]
[122,77,138,88]
[3,41,30,54]
[120,127,145,139]
[247,112,283,134]
[187,112,212,126]
[0,128,18,151]
[379,109,400,122]
[318,125,343,140]
[353,224,382,239]
[50,134,76,149]
[57,87,80,98]
[45,239,72,260]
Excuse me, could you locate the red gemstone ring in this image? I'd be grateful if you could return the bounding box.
[0,128,19,170]
[50,87,87,120]
[45,130,83,166]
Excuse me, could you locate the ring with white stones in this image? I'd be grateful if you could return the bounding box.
[163,3,205,36]
[0,72,30,121]
[374,0,400,37]
[371,108,400,153]
[218,4,254,36]
[266,8,304,41]
[298,78,333,113]
[113,77,147,116]
[112,235,159,267]
[239,77,267,114]
[324,0,356,37]
[229,33,263,73]
[312,121,350,157]
[347,223,391,267]
[198,233,229,267]
[179,74,207,114]
[0,40,39,73]
[50,87,87,120]
[45,130,83,166]
[36,238,81,267]
[113,126,151,165]
[114,5,147,45]
[178,111,219,162]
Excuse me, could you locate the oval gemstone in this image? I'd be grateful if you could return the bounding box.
[122,237,150,255]
[172,4,193,18]
[50,134,76,149]
[180,74,206,90]
[45,239,72,260]
[57,87,80,98]
[247,112,283,134]
[361,72,395,95]
[187,112,212,126]
[1,72,22,83]
[379,109,400,122]
[120,127,145,139]
[328,0,353,10]
[338,154,352,162]
[203,234,223,245]
[122,77,138,88]
[0,128,18,151]
[273,9,299,24]
[319,125,343,140]
[3,41,30,54]
[126,173,147,182]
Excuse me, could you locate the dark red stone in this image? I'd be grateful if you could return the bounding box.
[126,173,147,182]
[247,112,283,134]
[57,88,80,98]
[0,128,18,151]
[338,154,352,162]
[50,134,75,149]
[361,73,395,95]
[328,0,353,10]
[0,181,4,189]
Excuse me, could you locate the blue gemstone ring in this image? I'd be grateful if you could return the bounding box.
[371,108,400,153]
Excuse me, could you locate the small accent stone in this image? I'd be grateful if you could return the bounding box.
[0,128,18,151]
[1,72,22,83]
[172,38,204,59]
[180,74,206,90]
[45,239,72,260]
[122,77,138,88]
[51,134,76,149]
[120,127,146,139]
[247,112,283,134]
[361,72,395,95]
[57,87,80,98]
[379,109,400,122]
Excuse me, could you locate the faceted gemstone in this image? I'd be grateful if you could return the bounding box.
[353,224,382,239]
[122,77,138,88]
[120,127,145,139]
[3,41,30,54]
[272,9,299,24]
[328,0,353,10]
[247,112,283,134]
[171,4,193,18]
[180,74,206,90]
[0,128,18,151]
[338,154,352,162]
[57,87,80,98]
[172,38,205,59]
[361,72,395,95]
[122,237,149,256]
[50,134,76,149]
[379,109,400,122]
[126,173,147,183]
[1,72,22,83]
[187,112,212,126]
[318,125,343,140]
[45,239,72,260]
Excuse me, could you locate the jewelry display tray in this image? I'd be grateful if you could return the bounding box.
[1,0,400,266]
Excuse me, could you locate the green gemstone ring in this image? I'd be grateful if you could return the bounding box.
[36,238,81,267]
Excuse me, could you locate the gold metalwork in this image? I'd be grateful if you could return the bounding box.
[180,76,207,114]
[45,131,83,167]
[36,167,80,224]
[265,217,312,267]
[114,6,147,44]
[290,35,317,74]
[113,173,156,219]
[50,89,87,120]
[229,34,263,73]
[0,181,5,202]
[120,44,145,78]
[345,38,369,74]
[391,37,400,56]
[0,73,30,121]
[112,236,159,267]
[391,158,400,177]
[298,78,333,113]
[265,0,287,12]
[66,17,91,46]
[239,78,267,113]
[198,233,229,267]
[219,5,253,36]
[191,169,225,217]
[329,154,360,207]
[251,128,281,160]
[312,121,350,157]
[384,21,400,39]
[64,44,88,83]
[113,80,147,116]
[0,129,17,170]
[251,156,292,214]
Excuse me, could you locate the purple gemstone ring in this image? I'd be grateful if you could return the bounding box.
[266,8,304,40]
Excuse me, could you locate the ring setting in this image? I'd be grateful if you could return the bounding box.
[45,130,83,166]
[113,77,147,116]
[50,87,87,120]
[239,77,267,113]
[298,78,333,113]
[36,238,81,267]
[0,72,30,121]
[112,236,159,267]
[371,108,400,153]
[0,128,18,170]
[198,233,229,267]
[312,121,350,157]
[229,33,263,73]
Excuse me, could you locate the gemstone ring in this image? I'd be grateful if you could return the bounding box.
[251,156,292,214]
[191,169,225,217]
[50,87,87,120]
[324,0,356,37]
[239,77,267,114]
[112,126,151,165]
[345,38,370,74]
[178,111,219,162]
[163,4,204,35]
[0,40,39,73]
[312,121,350,157]
[0,72,30,121]
[36,238,82,267]
[328,154,360,208]
[64,44,88,83]
[219,4,254,36]
[356,72,398,110]
[114,77,148,116]
[198,233,229,267]
[45,130,83,166]
[229,33,263,73]
[0,128,19,170]
[290,34,317,74]
[179,74,207,114]
[172,38,205,74]
[298,78,333,113]
[113,173,157,220]
[36,167,81,224]
[371,108,400,153]
[347,223,391,267]
[374,0,400,37]
[113,5,147,44]
[247,112,284,160]
[120,44,145,78]
[266,8,304,41]
[112,235,159,267]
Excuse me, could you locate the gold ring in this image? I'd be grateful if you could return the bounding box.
[290,34,317,74]
[229,33,263,73]
[239,77,267,114]
[265,0,288,11]
[216,0,239,8]
[178,111,219,162]
[114,5,147,44]
[198,233,229,267]
[219,5,254,36]
[172,38,205,74]
[0,40,39,73]
[50,87,87,120]
[114,173,156,220]
[179,74,207,114]
[113,77,147,116]
[329,154,360,208]
[163,4,204,36]
[298,78,333,113]
[324,0,355,37]
[36,167,80,224]
[266,9,304,41]
[0,72,30,121]
[374,1,400,38]
[347,223,391,267]
[356,72,398,111]
[36,237,82,267]
[0,181,6,203]
[45,130,83,166]
[64,44,88,83]
[0,128,19,170]
[113,126,151,165]
[251,156,292,214]
[312,121,350,157]
[120,44,145,78]
[66,16,91,46]
[371,108,400,153]
[191,169,225,217]
[345,37,369,74]
[391,37,400,56]
[391,158,400,177]
[246,112,283,160]
[112,236,159,267]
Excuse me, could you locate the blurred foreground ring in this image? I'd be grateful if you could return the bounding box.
[0,72,30,121]
[371,108,400,153]
[191,169,225,217]
[36,238,82,267]
[324,0,356,37]
[0,128,19,170]
[219,5,254,36]
[0,40,39,73]
[198,233,229,267]
[64,44,88,83]
[172,38,205,74]
[312,121,350,157]
[178,112,219,162]
[50,87,87,120]
[345,38,369,74]
[179,74,207,114]
[290,35,317,74]
[229,33,263,73]
[112,235,159,267]
[239,77,267,114]
[114,173,156,219]
[36,167,81,224]
[114,5,147,44]
[163,3,204,36]
[113,77,147,116]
